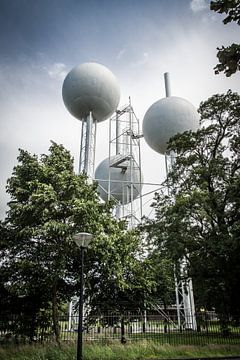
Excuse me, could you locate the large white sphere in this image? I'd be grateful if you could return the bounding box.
[62,62,120,122]
[95,156,143,204]
[143,96,199,154]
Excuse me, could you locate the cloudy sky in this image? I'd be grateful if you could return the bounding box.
[0,0,239,219]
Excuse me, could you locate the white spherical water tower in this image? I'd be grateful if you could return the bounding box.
[143,73,199,155]
[143,97,199,154]
[62,62,120,122]
[62,62,120,176]
[95,155,143,205]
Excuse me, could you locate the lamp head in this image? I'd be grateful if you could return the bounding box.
[73,232,93,248]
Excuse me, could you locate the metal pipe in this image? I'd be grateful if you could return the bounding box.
[84,112,93,174]
[116,111,120,154]
[129,97,134,227]
[174,265,181,330]
[164,72,171,97]
[92,120,97,177]
[79,120,85,174]
[108,116,111,201]
[77,247,85,360]
[138,113,143,220]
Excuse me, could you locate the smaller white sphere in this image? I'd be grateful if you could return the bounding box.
[143,96,199,154]
[62,62,120,122]
[95,156,143,204]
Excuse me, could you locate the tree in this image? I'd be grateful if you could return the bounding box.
[210,0,240,76]
[145,91,240,322]
[211,0,240,24]
[1,142,102,340]
[1,142,149,341]
[140,217,178,309]
[85,228,147,314]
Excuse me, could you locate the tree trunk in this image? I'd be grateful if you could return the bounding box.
[120,316,126,344]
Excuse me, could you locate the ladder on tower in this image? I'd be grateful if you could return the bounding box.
[110,154,131,171]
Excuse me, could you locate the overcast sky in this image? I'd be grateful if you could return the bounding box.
[0,0,239,219]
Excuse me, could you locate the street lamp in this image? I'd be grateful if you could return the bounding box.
[73,232,93,360]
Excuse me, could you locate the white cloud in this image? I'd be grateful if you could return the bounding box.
[190,0,208,13]
[131,52,149,67]
[45,63,67,81]
[116,48,126,60]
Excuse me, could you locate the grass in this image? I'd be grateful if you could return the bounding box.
[0,341,240,360]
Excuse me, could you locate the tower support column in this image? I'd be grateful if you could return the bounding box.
[79,112,97,178]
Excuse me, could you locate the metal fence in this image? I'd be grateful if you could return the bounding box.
[1,312,240,346]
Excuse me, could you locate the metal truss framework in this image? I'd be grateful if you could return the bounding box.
[107,98,143,227]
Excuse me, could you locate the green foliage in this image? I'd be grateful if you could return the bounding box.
[144,91,240,320]
[86,228,150,314]
[210,0,240,76]
[0,142,149,339]
[210,0,240,25]
[214,44,240,77]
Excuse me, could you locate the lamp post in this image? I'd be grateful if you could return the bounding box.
[73,232,93,360]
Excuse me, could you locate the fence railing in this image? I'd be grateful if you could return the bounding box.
[1,312,240,346]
